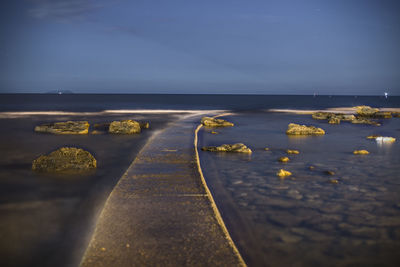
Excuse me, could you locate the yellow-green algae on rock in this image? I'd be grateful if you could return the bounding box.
[109,120,141,134]
[202,143,252,153]
[277,169,292,178]
[279,157,290,163]
[286,123,325,135]
[201,117,234,127]
[353,150,369,155]
[34,121,89,134]
[32,147,96,172]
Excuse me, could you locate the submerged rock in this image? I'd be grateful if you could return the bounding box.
[329,179,339,184]
[32,147,96,173]
[355,106,379,116]
[35,121,89,134]
[277,169,292,178]
[286,149,300,154]
[279,157,290,163]
[201,143,252,153]
[353,150,369,155]
[109,120,141,134]
[286,123,325,135]
[201,117,234,127]
[324,171,335,176]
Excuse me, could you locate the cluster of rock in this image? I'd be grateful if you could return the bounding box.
[312,106,398,126]
[35,119,150,135]
[201,117,234,127]
[32,147,96,173]
[33,119,150,173]
[201,143,252,154]
[286,123,325,135]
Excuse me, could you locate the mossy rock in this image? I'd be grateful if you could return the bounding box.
[32,147,96,173]
[355,106,379,117]
[201,143,251,153]
[109,120,141,134]
[286,123,325,135]
[353,150,369,155]
[201,117,234,127]
[35,121,89,134]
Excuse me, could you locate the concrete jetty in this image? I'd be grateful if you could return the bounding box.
[81,116,245,266]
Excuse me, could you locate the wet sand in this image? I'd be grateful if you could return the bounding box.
[0,113,183,267]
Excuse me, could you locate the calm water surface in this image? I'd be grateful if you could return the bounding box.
[200,112,400,267]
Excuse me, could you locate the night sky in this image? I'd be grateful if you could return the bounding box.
[1,0,399,95]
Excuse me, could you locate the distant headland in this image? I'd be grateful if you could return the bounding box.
[45,90,74,94]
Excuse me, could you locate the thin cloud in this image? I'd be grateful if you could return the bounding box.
[26,0,103,20]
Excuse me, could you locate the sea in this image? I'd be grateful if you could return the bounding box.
[0,94,399,267]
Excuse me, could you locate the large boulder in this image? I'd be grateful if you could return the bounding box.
[109,120,141,134]
[35,121,89,134]
[286,123,325,135]
[32,147,96,173]
[201,143,252,153]
[201,117,234,127]
[355,106,379,117]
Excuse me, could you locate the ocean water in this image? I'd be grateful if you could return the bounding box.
[0,93,399,112]
[0,94,399,266]
[199,112,400,266]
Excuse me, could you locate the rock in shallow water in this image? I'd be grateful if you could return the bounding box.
[279,157,290,163]
[201,117,234,127]
[286,149,300,154]
[277,169,292,178]
[35,121,89,134]
[109,120,141,134]
[355,105,379,116]
[201,143,252,153]
[353,150,369,155]
[286,123,325,135]
[32,147,96,173]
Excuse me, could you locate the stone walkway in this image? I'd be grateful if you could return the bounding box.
[81,116,245,267]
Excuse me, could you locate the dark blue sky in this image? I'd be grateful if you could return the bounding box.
[1,0,399,95]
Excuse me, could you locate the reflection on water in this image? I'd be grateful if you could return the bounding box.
[200,112,400,267]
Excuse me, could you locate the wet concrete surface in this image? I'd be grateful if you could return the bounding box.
[81,116,244,267]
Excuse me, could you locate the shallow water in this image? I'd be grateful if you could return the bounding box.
[199,112,400,267]
[0,113,178,267]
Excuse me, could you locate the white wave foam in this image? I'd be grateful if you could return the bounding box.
[0,109,227,118]
[268,107,400,114]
